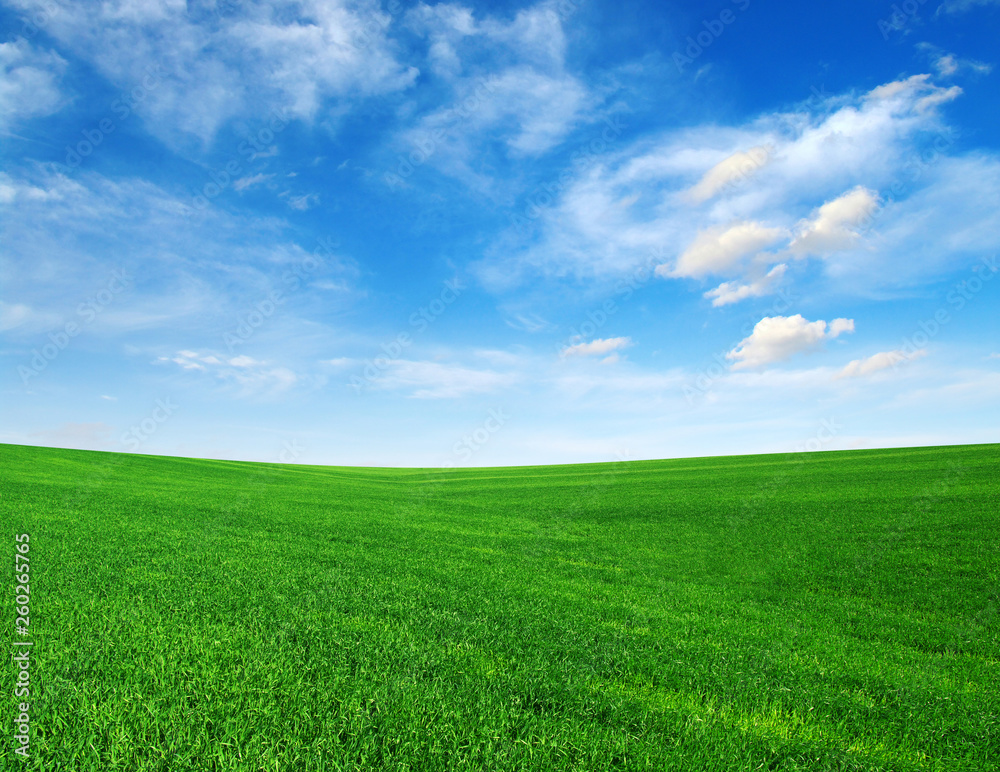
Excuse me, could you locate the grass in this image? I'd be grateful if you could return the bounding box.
[1,441,998,771]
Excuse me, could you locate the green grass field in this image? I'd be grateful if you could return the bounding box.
[1,442,998,771]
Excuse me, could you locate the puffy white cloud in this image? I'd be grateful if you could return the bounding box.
[0,39,67,129]
[666,222,786,278]
[789,186,879,257]
[685,146,772,203]
[480,72,975,292]
[704,263,787,307]
[727,314,854,370]
[560,336,632,357]
[836,348,926,378]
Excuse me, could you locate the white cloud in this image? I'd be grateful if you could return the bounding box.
[373,359,518,399]
[936,54,960,77]
[0,300,58,332]
[667,222,786,278]
[5,0,417,146]
[406,2,479,79]
[561,336,632,357]
[504,313,551,333]
[0,39,67,129]
[685,146,772,203]
[393,1,593,190]
[836,348,927,378]
[704,263,787,307]
[480,73,972,290]
[162,350,296,396]
[727,314,854,370]
[285,193,319,211]
[937,0,1000,13]
[233,173,273,192]
[916,43,993,77]
[789,186,880,256]
[0,165,358,344]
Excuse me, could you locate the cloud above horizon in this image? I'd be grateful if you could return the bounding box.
[727,315,855,370]
[836,348,927,378]
[474,72,994,304]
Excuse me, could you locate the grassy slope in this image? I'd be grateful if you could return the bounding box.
[1,442,998,771]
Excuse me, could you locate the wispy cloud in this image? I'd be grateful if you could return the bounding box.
[560,336,632,358]
[1,165,357,342]
[836,348,927,378]
[936,0,1000,14]
[389,1,594,191]
[371,359,520,399]
[158,350,298,397]
[0,39,67,129]
[5,0,418,147]
[233,173,274,192]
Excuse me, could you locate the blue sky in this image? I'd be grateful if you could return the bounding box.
[1,0,998,467]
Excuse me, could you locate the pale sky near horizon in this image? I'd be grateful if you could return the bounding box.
[1,0,998,467]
